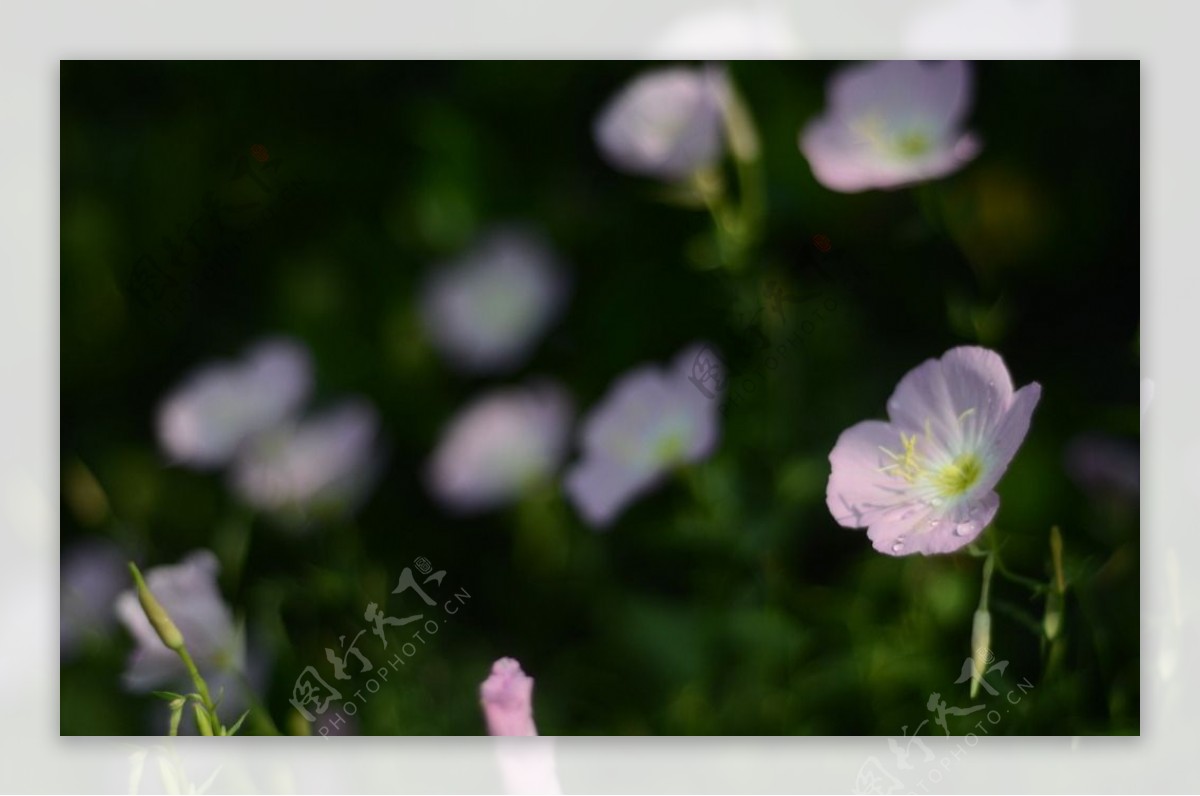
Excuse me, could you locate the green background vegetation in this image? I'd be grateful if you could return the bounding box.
[61,61,1139,735]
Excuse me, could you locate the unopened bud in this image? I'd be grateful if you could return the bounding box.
[970,608,992,699]
[168,697,185,737]
[193,703,214,736]
[1043,589,1064,641]
[128,562,185,651]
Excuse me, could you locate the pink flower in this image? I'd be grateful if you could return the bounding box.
[420,229,570,375]
[594,66,728,180]
[427,382,572,514]
[826,346,1040,556]
[800,60,981,192]
[156,338,313,468]
[564,344,722,528]
[115,550,244,690]
[230,399,382,522]
[480,657,538,736]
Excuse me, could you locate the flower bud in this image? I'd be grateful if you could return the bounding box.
[127,562,185,651]
[970,608,992,699]
[168,697,185,737]
[192,702,214,736]
[1043,589,1064,641]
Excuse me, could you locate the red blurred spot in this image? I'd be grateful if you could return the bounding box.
[250,144,270,163]
[812,233,832,253]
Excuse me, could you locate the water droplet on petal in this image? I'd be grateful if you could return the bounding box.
[891,541,905,553]
[954,522,974,537]
[929,497,943,507]
[928,519,940,528]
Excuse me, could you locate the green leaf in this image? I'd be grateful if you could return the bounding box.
[225,709,251,737]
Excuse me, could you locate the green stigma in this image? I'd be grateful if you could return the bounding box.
[655,431,687,465]
[895,131,931,157]
[933,453,983,497]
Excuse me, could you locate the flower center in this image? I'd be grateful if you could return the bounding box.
[932,452,983,497]
[655,431,687,465]
[878,410,985,499]
[894,131,931,158]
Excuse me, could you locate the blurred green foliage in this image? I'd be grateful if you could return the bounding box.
[61,61,1139,735]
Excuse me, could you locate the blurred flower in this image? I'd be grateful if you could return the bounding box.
[1064,433,1139,499]
[427,382,572,514]
[61,538,127,658]
[115,550,244,691]
[231,399,382,521]
[420,229,569,375]
[826,346,1040,556]
[565,344,722,528]
[481,658,561,793]
[594,66,728,181]
[156,338,313,468]
[480,657,538,736]
[799,60,981,193]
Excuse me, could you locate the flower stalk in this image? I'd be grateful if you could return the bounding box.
[970,553,995,699]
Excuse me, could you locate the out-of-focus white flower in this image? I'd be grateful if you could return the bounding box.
[594,66,729,181]
[420,229,570,375]
[61,538,128,658]
[230,400,382,521]
[564,344,722,528]
[799,60,981,193]
[156,338,313,468]
[115,550,244,692]
[427,382,572,514]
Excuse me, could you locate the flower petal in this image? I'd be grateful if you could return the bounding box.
[563,454,660,529]
[867,490,999,556]
[886,346,1017,453]
[973,382,1042,495]
[826,420,911,528]
[829,60,974,134]
[594,66,726,180]
[480,657,538,736]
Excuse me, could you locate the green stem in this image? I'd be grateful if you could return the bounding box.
[177,645,214,711]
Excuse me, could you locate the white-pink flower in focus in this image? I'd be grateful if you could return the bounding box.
[800,60,981,193]
[826,346,1040,556]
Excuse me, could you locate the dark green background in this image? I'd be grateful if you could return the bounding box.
[61,61,1140,735]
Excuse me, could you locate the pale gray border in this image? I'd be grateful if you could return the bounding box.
[3,0,1183,792]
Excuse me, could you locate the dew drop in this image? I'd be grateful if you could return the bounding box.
[954,522,974,537]
[928,519,940,528]
[891,541,905,553]
[929,497,943,507]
